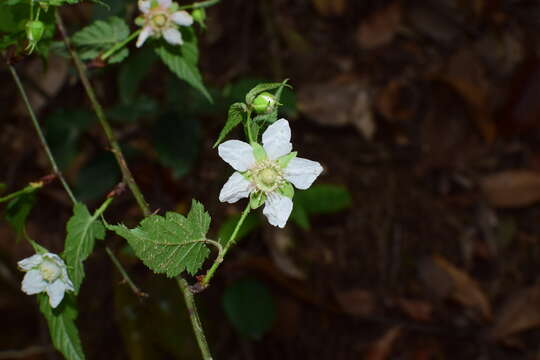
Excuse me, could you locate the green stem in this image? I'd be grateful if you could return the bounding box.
[55,10,150,217]
[245,110,254,143]
[105,246,148,298]
[0,183,39,203]
[176,277,212,360]
[178,0,220,10]
[8,63,144,299]
[202,202,251,286]
[55,10,213,359]
[8,64,76,204]
[101,29,141,61]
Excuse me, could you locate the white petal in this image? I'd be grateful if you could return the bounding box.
[171,11,194,26]
[163,27,183,45]
[284,157,323,190]
[157,0,172,8]
[218,140,256,172]
[21,270,47,295]
[47,280,67,308]
[136,26,153,48]
[138,0,151,13]
[263,193,293,228]
[219,172,253,203]
[262,118,292,160]
[18,254,43,271]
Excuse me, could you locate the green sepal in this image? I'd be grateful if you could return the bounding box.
[29,238,48,254]
[278,182,294,199]
[251,142,267,161]
[277,151,297,169]
[135,17,144,26]
[250,191,266,209]
[169,2,179,11]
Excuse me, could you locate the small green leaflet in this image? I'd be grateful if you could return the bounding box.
[38,294,85,360]
[155,43,212,103]
[213,102,246,147]
[108,200,211,277]
[245,79,290,106]
[63,202,106,293]
[72,16,129,63]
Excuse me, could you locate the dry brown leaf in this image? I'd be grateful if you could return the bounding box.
[375,80,416,122]
[395,298,433,322]
[365,327,402,360]
[490,285,540,340]
[480,170,540,208]
[312,0,346,16]
[432,256,492,320]
[335,289,376,317]
[356,2,401,49]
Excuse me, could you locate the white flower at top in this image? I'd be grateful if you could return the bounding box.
[218,119,323,228]
[136,0,194,48]
[18,252,74,308]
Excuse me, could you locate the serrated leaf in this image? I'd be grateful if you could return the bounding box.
[108,200,211,276]
[63,202,106,293]
[38,294,85,360]
[245,80,290,105]
[213,102,245,147]
[72,17,129,62]
[155,31,212,102]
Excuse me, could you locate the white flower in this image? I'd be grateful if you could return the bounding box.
[18,252,74,308]
[136,0,194,48]
[218,119,323,228]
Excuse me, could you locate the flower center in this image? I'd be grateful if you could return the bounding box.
[250,160,283,193]
[39,259,61,282]
[151,13,168,28]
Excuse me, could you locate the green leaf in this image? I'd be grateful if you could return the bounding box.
[72,17,129,62]
[108,95,158,123]
[155,30,212,102]
[245,80,290,106]
[4,193,36,239]
[63,202,106,293]
[213,102,246,147]
[218,213,260,246]
[291,184,352,230]
[108,200,211,276]
[38,294,85,360]
[222,278,276,340]
[153,112,200,178]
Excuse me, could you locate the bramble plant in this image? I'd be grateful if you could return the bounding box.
[0,0,341,359]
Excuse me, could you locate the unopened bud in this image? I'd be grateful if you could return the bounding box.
[26,20,44,43]
[251,92,276,114]
[192,8,206,27]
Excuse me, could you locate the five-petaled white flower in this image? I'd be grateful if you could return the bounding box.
[18,252,74,308]
[136,0,194,48]
[218,119,323,228]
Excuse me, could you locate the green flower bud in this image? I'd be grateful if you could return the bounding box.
[192,8,206,26]
[25,20,45,54]
[26,20,45,42]
[251,92,276,114]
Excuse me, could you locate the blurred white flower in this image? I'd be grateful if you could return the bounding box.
[18,252,74,308]
[136,0,193,48]
[218,119,323,228]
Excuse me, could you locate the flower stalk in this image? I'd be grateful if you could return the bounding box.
[101,29,141,61]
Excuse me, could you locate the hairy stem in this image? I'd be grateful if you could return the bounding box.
[202,202,251,286]
[8,63,144,298]
[55,10,150,217]
[178,0,220,10]
[101,29,141,61]
[105,246,148,298]
[8,64,76,204]
[177,277,212,360]
[55,10,213,359]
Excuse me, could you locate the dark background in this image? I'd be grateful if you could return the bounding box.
[3,0,540,358]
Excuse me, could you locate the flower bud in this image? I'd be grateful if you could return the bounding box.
[26,20,45,43]
[192,8,206,27]
[251,92,276,114]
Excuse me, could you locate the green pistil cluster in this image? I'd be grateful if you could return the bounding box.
[151,12,169,28]
[39,259,61,282]
[249,159,284,193]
